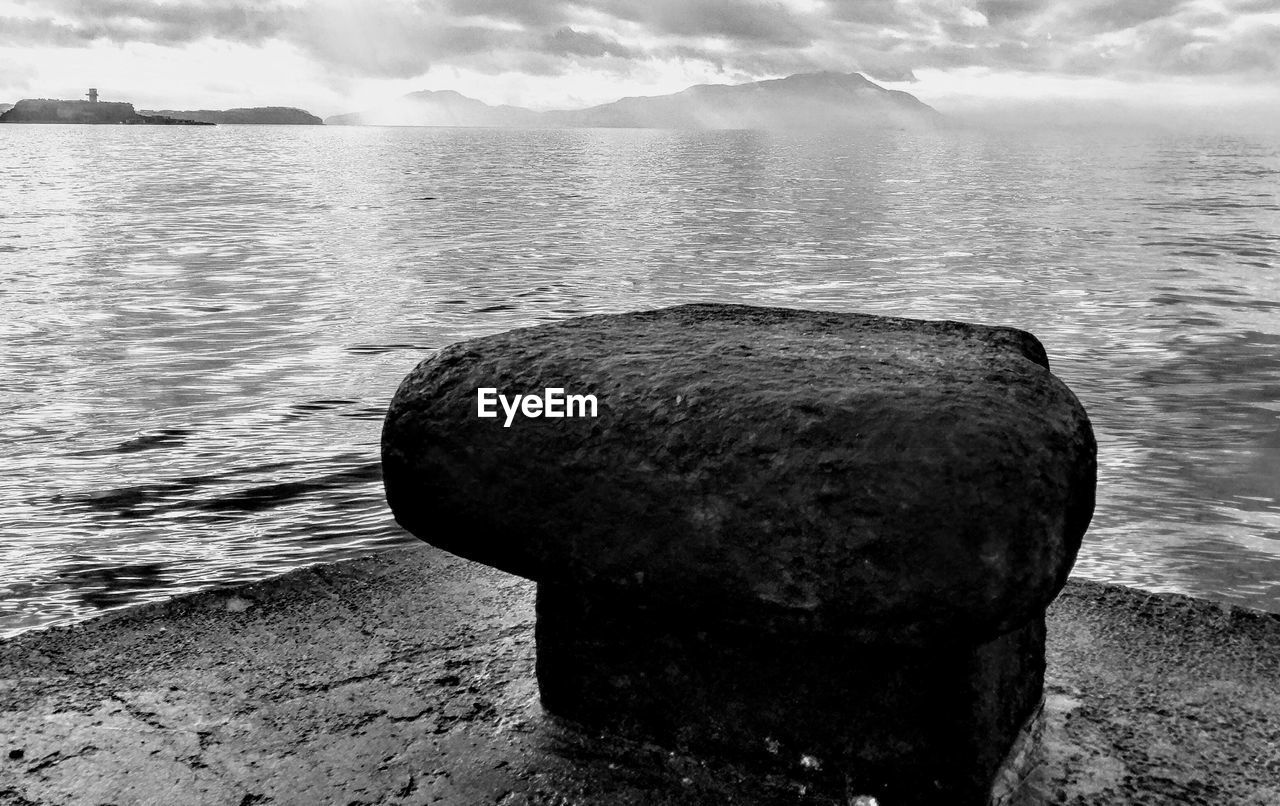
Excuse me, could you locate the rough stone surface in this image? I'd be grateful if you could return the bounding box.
[535,585,1046,804]
[382,304,1096,644]
[1,547,1277,806]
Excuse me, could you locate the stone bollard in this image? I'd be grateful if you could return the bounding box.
[381,303,1096,805]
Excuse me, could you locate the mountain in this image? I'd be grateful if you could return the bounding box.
[554,72,940,129]
[326,72,939,129]
[0,103,11,116]
[325,90,539,127]
[142,106,322,125]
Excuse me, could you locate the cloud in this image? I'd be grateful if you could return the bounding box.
[974,1,1049,25]
[0,16,97,47]
[589,0,815,46]
[542,27,633,58]
[8,0,288,45]
[1125,16,1280,75]
[288,3,530,78]
[441,0,571,28]
[3,0,1277,89]
[861,64,921,83]
[1053,0,1182,34]
[825,0,915,26]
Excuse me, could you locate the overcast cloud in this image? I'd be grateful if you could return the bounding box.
[1,0,1277,116]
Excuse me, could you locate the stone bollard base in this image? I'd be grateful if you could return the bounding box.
[988,696,1046,806]
[536,584,1045,806]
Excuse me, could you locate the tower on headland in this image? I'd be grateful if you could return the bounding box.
[0,91,211,124]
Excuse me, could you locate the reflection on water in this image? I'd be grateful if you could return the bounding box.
[0,124,1277,635]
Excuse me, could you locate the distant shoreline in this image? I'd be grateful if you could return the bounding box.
[140,107,323,125]
[0,99,211,125]
[0,98,322,126]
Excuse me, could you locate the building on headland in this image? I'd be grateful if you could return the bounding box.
[0,92,212,125]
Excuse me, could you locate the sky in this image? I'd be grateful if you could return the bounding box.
[1,0,1278,126]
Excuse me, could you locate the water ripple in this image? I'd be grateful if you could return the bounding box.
[1,124,1278,635]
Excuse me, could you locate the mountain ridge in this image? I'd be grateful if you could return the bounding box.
[326,72,940,129]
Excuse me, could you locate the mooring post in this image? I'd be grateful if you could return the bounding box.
[382,303,1096,804]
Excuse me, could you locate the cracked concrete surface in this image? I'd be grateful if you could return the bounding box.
[1,544,1278,805]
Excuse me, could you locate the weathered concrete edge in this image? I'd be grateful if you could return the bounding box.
[2,545,1278,805]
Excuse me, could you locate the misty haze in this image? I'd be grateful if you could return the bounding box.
[324,72,942,129]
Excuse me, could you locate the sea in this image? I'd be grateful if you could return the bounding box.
[1,123,1277,637]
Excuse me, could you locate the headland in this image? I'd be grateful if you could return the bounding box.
[0,98,212,125]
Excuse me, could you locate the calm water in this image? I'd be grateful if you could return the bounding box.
[1,124,1277,636]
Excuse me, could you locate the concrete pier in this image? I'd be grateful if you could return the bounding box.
[1,544,1277,805]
